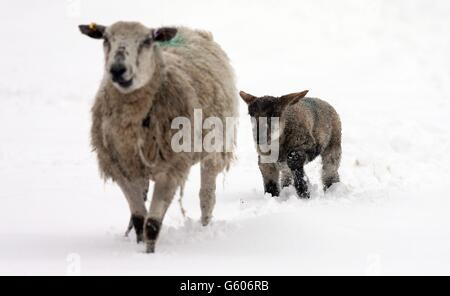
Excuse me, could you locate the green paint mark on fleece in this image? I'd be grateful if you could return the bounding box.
[158,34,185,48]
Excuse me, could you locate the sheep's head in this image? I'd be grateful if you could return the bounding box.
[79,22,177,94]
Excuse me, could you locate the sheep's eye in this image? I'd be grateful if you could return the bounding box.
[142,37,152,47]
[103,37,110,47]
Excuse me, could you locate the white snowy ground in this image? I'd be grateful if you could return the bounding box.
[1,0,450,275]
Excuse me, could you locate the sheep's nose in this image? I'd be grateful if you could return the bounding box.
[110,63,127,80]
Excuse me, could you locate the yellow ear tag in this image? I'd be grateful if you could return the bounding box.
[89,23,97,31]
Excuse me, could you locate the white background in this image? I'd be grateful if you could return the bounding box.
[0,0,449,275]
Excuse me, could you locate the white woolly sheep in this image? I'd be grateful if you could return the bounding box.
[79,22,238,253]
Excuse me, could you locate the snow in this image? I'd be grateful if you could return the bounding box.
[1,0,450,275]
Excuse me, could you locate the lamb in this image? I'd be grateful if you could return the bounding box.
[239,90,341,199]
[79,22,238,253]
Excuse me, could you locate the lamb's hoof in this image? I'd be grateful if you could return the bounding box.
[265,181,280,197]
[324,180,340,192]
[136,233,144,244]
[298,192,311,199]
[146,241,156,254]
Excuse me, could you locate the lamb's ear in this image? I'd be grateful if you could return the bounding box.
[79,23,106,39]
[153,27,178,42]
[280,90,309,107]
[239,91,257,105]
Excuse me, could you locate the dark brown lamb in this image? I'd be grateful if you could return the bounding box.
[240,90,342,199]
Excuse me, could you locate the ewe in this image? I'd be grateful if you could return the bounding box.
[80,22,238,253]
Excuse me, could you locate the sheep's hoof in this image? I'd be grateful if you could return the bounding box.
[126,215,145,244]
[144,218,161,252]
[146,241,156,253]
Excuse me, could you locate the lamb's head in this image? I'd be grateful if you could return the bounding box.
[79,22,178,93]
[239,90,309,146]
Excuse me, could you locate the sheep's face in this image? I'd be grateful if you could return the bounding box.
[239,90,309,146]
[79,22,178,94]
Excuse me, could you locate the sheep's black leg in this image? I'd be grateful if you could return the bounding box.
[132,215,145,243]
[125,215,145,243]
[117,178,149,244]
[145,218,162,253]
[145,175,178,253]
[287,151,310,199]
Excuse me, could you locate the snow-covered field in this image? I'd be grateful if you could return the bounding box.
[1,0,450,275]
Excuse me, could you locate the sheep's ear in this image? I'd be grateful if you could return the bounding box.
[79,23,106,39]
[280,90,309,107]
[239,91,257,105]
[153,27,178,42]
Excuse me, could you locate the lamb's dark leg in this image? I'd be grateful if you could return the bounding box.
[258,159,280,197]
[287,151,310,199]
[321,143,342,191]
[280,164,293,188]
[118,178,149,243]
